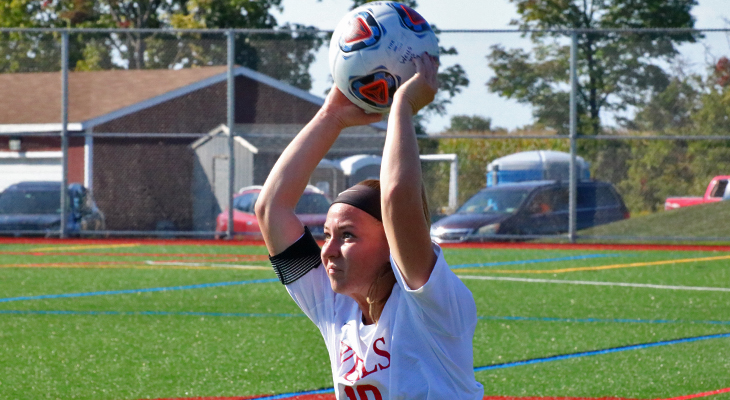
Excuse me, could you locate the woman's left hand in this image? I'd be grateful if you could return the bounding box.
[394,53,439,114]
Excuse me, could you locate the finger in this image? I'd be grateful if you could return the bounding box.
[412,54,425,75]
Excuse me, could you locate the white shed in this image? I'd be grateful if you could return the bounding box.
[311,159,346,199]
[339,154,383,187]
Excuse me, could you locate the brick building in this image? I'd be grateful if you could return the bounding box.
[0,66,385,232]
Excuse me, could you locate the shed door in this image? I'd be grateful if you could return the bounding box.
[0,155,62,192]
[213,156,230,211]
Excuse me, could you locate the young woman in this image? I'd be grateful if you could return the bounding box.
[256,54,483,399]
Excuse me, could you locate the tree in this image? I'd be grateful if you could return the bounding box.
[447,115,493,132]
[487,0,699,135]
[1,0,324,90]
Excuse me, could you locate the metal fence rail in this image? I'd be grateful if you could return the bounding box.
[1,27,729,242]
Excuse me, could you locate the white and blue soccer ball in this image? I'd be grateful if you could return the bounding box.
[329,1,439,114]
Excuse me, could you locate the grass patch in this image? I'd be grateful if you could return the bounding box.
[1,241,728,399]
[580,200,730,240]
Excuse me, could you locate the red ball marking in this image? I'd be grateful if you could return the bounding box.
[344,16,373,44]
[399,5,426,25]
[359,79,389,105]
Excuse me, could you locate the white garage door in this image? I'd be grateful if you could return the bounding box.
[0,152,62,193]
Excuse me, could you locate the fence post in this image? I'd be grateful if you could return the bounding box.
[568,30,578,243]
[60,30,69,239]
[227,30,236,240]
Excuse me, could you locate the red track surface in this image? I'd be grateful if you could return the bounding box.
[146,387,730,400]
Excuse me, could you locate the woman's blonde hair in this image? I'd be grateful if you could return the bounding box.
[356,179,430,323]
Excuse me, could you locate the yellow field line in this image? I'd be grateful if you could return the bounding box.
[30,243,141,252]
[455,254,730,274]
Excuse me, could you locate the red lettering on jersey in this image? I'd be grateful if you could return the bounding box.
[340,336,390,383]
[343,355,361,383]
[344,384,383,400]
[372,337,391,370]
[344,386,358,400]
[357,384,383,400]
[359,356,379,379]
[340,341,354,363]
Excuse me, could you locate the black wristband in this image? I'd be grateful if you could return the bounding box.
[269,226,322,285]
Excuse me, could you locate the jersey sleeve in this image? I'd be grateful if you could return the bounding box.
[269,227,336,337]
[269,226,322,285]
[390,243,478,337]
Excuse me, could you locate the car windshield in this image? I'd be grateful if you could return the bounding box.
[456,187,530,215]
[295,193,331,214]
[0,190,61,215]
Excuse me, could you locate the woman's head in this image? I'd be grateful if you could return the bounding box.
[321,185,390,302]
[321,179,429,322]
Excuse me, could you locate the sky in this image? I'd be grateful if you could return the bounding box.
[271,0,730,133]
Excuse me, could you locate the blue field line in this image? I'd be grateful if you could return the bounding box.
[5,309,730,327]
[0,309,306,318]
[474,331,730,372]
[254,387,335,399]
[450,253,623,269]
[230,332,730,399]
[0,278,279,303]
[478,315,730,326]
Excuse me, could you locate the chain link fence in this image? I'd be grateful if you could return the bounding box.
[1,27,729,242]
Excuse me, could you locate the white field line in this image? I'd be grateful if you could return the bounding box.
[32,243,141,251]
[457,275,730,292]
[145,261,269,270]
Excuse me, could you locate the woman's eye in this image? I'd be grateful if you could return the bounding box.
[342,232,354,239]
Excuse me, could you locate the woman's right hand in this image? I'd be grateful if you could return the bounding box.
[320,85,383,129]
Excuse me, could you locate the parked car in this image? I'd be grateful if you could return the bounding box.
[0,181,105,236]
[430,180,629,243]
[216,185,331,239]
[664,175,730,210]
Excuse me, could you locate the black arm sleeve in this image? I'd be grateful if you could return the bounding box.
[269,226,322,285]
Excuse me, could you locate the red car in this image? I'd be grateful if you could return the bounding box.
[216,185,331,239]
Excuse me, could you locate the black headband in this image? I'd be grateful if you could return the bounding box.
[331,184,382,222]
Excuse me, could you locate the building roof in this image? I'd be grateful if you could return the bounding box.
[193,123,386,155]
[0,65,333,133]
[0,66,227,125]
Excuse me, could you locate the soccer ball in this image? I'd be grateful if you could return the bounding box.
[329,1,439,114]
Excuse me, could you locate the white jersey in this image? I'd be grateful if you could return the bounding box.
[285,242,484,400]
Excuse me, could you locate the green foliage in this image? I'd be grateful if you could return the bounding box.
[606,56,730,214]
[425,137,569,212]
[0,0,323,90]
[447,115,493,132]
[487,0,699,135]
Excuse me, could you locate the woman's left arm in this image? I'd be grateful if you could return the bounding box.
[380,54,440,290]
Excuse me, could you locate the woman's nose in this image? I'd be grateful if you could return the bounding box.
[321,237,340,260]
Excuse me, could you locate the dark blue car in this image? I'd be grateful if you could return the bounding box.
[0,181,105,236]
[430,180,629,242]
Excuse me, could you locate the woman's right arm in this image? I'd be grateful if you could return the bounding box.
[256,87,382,256]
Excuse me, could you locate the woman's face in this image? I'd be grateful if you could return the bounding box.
[321,203,390,300]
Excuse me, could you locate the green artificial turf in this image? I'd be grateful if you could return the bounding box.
[0,241,728,399]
